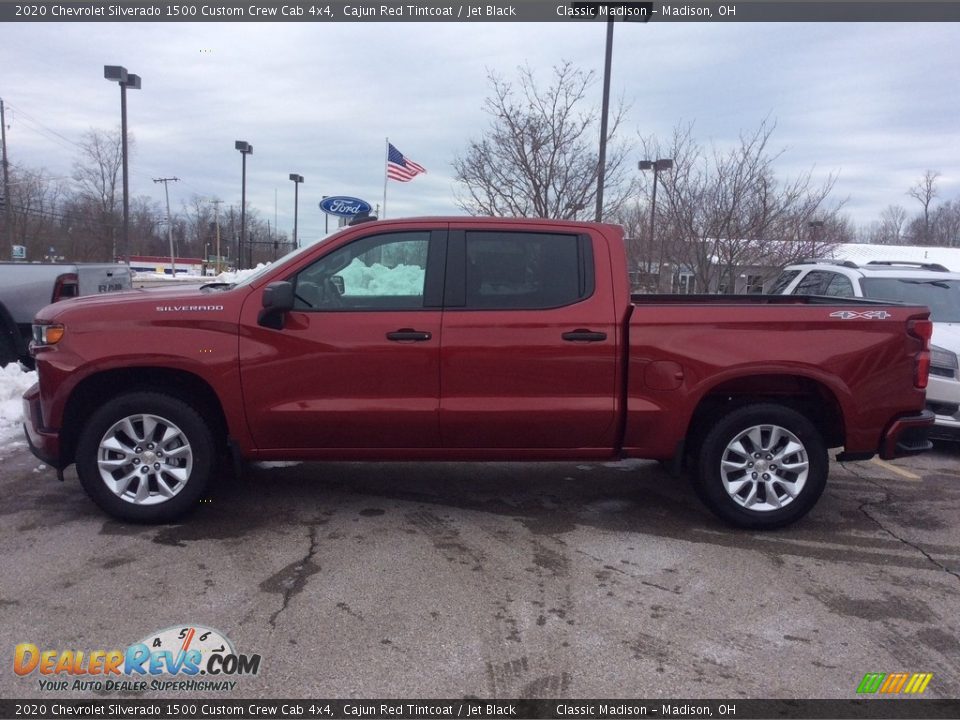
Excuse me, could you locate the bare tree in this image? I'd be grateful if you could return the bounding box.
[609,199,656,289]
[5,165,67,260]
[907,169,940,244]
[877,204,908,244]
[181,195,215,259]
[453,62,634,220]
[638,119,843,293]
[71,128,128,260]
[931,199,960,247]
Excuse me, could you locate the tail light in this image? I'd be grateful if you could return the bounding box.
[908,318,933,389]
[51,273,79,303]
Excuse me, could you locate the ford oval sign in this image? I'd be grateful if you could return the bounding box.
[320,196,372,218]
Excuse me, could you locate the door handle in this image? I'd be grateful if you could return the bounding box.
[562,329,607,342]
[386,329,432,342]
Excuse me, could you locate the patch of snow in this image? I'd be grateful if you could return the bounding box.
[338,258,425,297]
[583,499,636,513]
[602,458,652,471]
[0,364,38,453]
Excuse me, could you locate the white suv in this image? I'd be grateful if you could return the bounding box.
[771,260,960,439]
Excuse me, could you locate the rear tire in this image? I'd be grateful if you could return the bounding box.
[75,392,214,523]
[694,403,827,529]
[0,327,17,368]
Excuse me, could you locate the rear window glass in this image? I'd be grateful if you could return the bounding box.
[861,278,960,322]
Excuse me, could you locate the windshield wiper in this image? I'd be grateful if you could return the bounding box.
[902,280,952,289]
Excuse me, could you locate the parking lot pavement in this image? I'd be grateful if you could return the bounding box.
[1,444,958,701]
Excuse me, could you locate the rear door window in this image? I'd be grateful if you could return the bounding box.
[458,231,592,310]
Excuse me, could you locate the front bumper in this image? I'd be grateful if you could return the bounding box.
[22,383,62,468]
[879,409,935,459]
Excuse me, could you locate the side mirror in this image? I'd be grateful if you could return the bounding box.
[258,281,295,329]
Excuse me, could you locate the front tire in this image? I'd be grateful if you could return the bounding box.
[695,403,827,529]
[75,392,214,523]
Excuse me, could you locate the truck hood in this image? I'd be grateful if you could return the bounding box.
[34,284,241,322]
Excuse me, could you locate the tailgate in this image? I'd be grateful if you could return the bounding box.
[76,264,133,295]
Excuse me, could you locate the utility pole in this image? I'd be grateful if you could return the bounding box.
[210,199,223,274]
[1,98,12,249]
[153,177,180,276]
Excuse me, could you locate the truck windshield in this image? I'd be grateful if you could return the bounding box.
[860,278,960,322]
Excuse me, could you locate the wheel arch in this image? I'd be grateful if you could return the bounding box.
[0,301,26,364]
[684,373,845,463]
[61,367,229,466]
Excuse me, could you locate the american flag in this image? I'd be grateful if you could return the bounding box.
[387,143,426,182]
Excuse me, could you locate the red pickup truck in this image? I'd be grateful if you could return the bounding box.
[23,217,934,528]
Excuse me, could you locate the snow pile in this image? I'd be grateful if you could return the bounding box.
[132,263,270,284]
[215,264,269,284]
[338,259,425,296]
[0,364,37,453]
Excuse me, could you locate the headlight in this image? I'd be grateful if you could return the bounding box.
[930,344,959,379]
[32,323,65,346]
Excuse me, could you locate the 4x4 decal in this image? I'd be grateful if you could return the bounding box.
[829,310,892,320]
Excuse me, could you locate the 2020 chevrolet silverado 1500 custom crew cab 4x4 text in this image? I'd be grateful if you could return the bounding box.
[23,218,934,528]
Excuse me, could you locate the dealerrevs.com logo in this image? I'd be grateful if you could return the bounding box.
[14,625,260,693]
[856,672,934,695]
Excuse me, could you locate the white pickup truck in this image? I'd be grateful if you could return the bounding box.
[0,262,132,367]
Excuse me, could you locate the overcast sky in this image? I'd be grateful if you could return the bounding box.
[2,19,958,244]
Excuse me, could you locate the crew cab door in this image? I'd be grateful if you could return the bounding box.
[239,228,446,450]
[439,226,619,450]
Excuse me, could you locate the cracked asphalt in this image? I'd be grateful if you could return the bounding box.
[1,444,958,700]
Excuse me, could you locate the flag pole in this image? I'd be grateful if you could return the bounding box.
[382,137,389,219]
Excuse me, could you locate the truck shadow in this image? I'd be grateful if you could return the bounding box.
[172,458,960,574]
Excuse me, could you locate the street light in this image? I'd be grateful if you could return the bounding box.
[289,173,304,248]
[235,140,253,269]
[587,7,649,222]
[104,65,141,263]
[639,158,673,289]
[808,220,825,257]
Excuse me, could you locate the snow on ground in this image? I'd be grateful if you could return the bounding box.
[133,263,268,284]
[0,364,37,454]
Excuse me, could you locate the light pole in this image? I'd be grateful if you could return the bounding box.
[289,174,304,248]
[639,159,673,290]
[153,177,180,276]
[595,18,615,223]
[235,140,253,269]
[104,65,140,263]
[592,10,649,222]
[808,219,824,257]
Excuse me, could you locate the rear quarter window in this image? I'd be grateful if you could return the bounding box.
[768,269,801,294]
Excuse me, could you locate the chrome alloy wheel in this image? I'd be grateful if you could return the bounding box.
[96,413,194,505]
[719,424,809,512]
